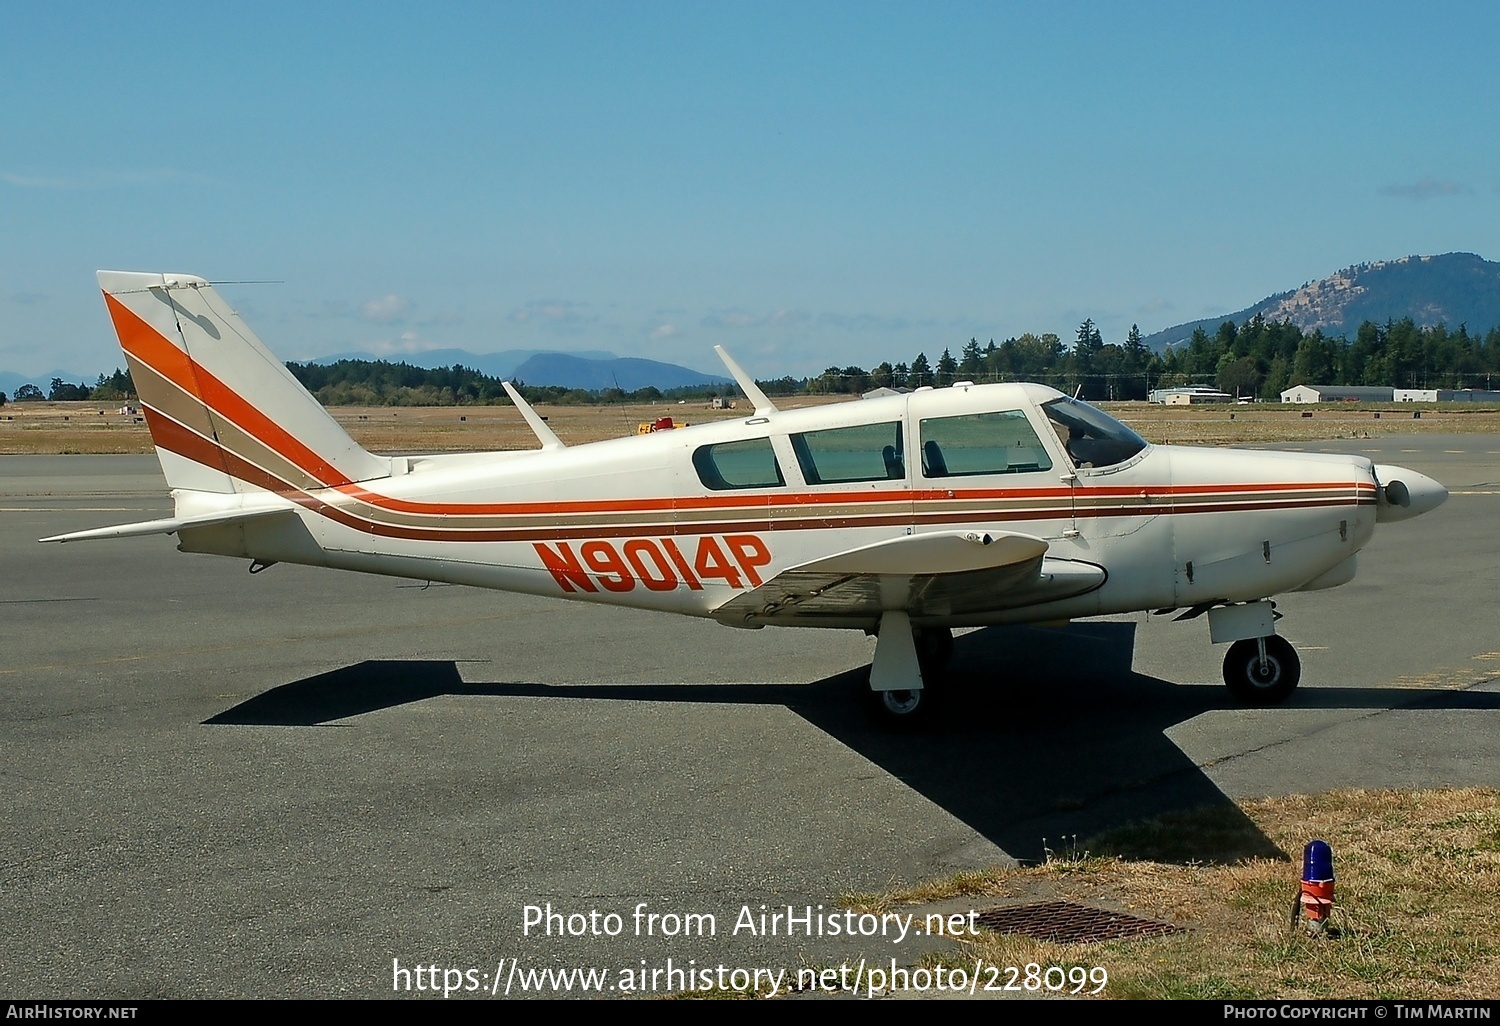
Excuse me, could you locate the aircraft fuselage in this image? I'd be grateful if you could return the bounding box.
[176,384,1388,631]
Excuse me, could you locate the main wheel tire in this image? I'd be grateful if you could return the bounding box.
[865,681,939,729]
[914,627,955,678]
[1223,636,1301,706]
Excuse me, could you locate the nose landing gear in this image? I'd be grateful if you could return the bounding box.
[1223,634,1301,705]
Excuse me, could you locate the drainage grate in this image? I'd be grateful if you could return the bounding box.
[973,901,1183,944]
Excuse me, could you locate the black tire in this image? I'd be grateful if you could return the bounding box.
[914,626,955,678]
[1223,636,1301,706]
[865,683,938,729]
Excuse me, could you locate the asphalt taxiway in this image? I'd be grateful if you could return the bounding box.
[2,436,1497,996]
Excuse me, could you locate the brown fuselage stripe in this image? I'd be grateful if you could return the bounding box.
[109,299,1381,527]
[143,404,1376,545]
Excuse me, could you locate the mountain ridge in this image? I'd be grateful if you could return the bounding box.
[1143,252,1500,351]
[309,348,727,390]
[306,348,615,379]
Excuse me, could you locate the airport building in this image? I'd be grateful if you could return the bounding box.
[1280,385,1395,403]
[1148,386,1234,405]
[1394,388,1500,403]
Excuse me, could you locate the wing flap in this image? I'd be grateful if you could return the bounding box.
[712,530,1104,627]
[792,529,1047,576]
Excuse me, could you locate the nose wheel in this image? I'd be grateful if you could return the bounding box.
[1223,635,1301,705]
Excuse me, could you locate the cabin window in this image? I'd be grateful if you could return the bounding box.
[692,437,785,490]
[919,410,1053,477]
[1041,397,1148,469]
[790,421,905,484]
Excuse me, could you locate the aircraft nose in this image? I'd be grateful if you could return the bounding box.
[1373,464,1448,523]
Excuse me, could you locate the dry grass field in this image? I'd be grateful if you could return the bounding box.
[846,787,1500,1000]
[1122,401,1500,446]
[3,397,1499,455]
[0,397,830,455]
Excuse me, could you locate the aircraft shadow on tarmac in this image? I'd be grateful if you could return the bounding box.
[206,623,1500,865]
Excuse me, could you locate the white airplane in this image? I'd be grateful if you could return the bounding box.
[48,271,1450,725]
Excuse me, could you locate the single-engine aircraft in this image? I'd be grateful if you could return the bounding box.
[48,271,1450,724]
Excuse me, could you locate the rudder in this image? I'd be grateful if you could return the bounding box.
[98,271,391,495]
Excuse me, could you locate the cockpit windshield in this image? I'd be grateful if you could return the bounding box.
[1041,397,1149,469]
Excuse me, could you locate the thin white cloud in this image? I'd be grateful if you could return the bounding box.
[1379,177,1472,200]
[702,309,759,328]
[508,299,595,326]
[2,174,74,189]
[305,299,354,319]
[350,332,427,357]
[361,294,412,323]
[814,311,920,332]
[704,307,941,335]
[701,308,811,330]
[1,169,204,190]
[649,323,681,341]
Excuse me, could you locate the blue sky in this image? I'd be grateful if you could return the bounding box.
[3,2,1498,380]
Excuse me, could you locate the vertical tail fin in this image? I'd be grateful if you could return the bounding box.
[98,271,391,495]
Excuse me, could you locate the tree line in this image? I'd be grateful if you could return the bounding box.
[284,360,728,406]
[7,316,1499,407]
[1,369,136,404]
[801,317,1500,401]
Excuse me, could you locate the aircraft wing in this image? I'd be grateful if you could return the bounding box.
[712,530,1105,627]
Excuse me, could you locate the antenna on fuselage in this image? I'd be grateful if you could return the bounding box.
[501,381,565,451]
[714,345,778,418]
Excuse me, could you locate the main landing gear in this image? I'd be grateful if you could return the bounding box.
[865,612,953,728]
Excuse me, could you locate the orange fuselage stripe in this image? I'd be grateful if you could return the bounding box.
[110,293,1377,533]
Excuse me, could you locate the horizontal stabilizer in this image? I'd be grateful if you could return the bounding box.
[40,505,294,544]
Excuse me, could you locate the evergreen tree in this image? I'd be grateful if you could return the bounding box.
[909,352,932,387]
[959,337,983,378]
[936,348,958,386]
[1071,319,1104,396]
[48,377,92,401]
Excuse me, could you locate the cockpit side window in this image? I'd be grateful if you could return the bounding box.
[790,421,905,485]
[692,437,785,490]
[1041,397,1148,469]
[919,410,1053,478]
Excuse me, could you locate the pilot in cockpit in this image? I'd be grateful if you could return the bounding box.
[1066,425,1095,468]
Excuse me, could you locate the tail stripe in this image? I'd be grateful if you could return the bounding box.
[103,288,1382,545]
[106,292,356,489]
